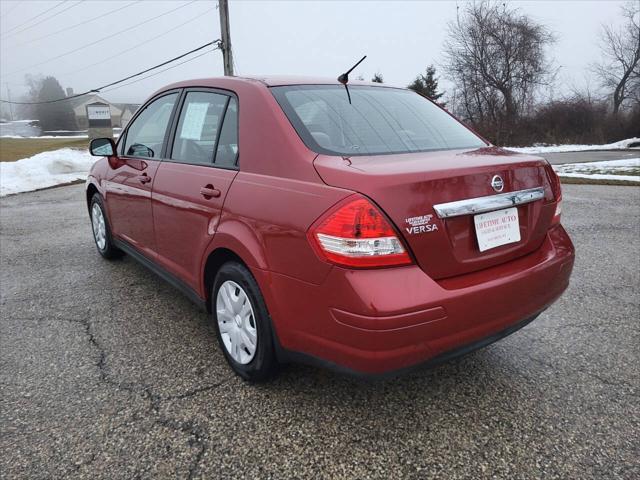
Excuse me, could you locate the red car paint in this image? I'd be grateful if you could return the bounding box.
[86,76,574,375]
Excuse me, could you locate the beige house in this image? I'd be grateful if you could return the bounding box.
[68,92,140,129]
[115,103,140,128]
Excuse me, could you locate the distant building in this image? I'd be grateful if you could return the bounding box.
[114,103,140,128]
[67,91,140,129]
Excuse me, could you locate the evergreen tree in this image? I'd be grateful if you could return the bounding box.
[407,65,445,106]
[35,77,77,131]
[371,73,384,83]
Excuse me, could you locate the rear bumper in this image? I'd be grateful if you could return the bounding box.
[263,225,575,375]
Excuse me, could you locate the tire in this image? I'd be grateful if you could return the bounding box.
[89,194,123,260]
[212,261,279,382]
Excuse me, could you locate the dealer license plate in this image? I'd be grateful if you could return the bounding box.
[474,207,521,252]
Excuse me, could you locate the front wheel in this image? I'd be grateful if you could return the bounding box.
[90,194,123,259]
[212,262,279,382]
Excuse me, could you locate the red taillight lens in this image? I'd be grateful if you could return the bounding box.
[308,196,412,268]
[545,163,563,226]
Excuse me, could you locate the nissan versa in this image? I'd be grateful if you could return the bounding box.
[86,76,575,381]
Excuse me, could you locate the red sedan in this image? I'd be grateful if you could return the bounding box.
[86,76,574,381]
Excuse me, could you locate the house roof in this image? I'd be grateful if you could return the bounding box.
[113,103,141,112]
[68,94,106,109]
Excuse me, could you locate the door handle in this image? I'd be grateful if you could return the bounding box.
[137,174,151,184]
[200,185,221,199]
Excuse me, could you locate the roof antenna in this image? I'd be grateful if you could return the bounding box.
[338,55,366,104]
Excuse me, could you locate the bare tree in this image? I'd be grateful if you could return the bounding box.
[14,74,43,120]
[443,1,555,144]
[593,2,640,114]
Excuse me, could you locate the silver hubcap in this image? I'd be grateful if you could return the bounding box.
[216,280,257,364]
[91,203,107,250]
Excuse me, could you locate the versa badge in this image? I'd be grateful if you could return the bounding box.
[405,214,439,234]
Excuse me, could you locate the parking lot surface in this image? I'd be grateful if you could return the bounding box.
[1,183,638,479]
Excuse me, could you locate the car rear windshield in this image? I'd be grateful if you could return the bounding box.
[271,85,486,156]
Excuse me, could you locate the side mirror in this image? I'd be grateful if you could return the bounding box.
[90,138,116,157]
[127,143,154,158]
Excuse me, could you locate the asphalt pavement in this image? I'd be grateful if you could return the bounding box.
[1,182,639,479]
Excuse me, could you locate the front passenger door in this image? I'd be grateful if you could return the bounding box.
[152,90,239,291]
[105,92,179,258]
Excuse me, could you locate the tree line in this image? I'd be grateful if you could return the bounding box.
[378,1,639,146]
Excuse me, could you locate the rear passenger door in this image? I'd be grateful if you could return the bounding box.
[151,89,239,290]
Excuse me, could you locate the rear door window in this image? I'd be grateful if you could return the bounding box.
[171,92,229,165]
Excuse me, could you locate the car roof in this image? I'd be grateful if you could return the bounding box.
[160,75,400,92]
[239,75,392,87]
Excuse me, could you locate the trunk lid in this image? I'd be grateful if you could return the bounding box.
[313,147,557,279]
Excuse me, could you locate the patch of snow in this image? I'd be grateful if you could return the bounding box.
[506,137,640,154]
[556,172,640,182]
[1,133,119,139]
[42,130,88,133]
[0,148,95,197]
[1,135,89,139]
[555,158,640,169]
[552,158,639,183]
[0,119,37,124]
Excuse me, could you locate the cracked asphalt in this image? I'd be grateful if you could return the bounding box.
[1,183,639,479]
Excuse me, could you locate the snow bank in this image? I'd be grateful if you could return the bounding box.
[1,134,88,139]
[1,132,119,139]
[554,158,639,169]
[0,119,37,124]
[555,172,640,182]
[553,158,640,183]
[0,148,95,197]
[507,137,640,154]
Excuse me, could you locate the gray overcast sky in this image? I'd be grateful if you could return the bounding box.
[0,0,628,104]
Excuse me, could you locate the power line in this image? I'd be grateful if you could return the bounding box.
[0,0,198,79]
[1,0,84,40]
[0,41,219,105]
[1,1,85,40]
[6,1,142,48]
[1,0,67,36]
[102,47,218,94]
[1,2,22,19]
[61,6,214,78]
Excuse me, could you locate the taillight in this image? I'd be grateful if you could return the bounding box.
[308,196,412,268]
[545,163,562,226]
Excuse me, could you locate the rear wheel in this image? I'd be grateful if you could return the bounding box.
[212,262,278,382]
[90,194,123,259]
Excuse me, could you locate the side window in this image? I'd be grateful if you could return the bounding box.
[214,97,238,167]
[171,91,228,165]
[123,93,178,158]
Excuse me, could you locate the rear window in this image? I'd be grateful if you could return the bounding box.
[271,85,486,156]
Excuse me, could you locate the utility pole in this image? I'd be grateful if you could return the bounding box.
[218,0,234,76]
[5,84,14,121]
